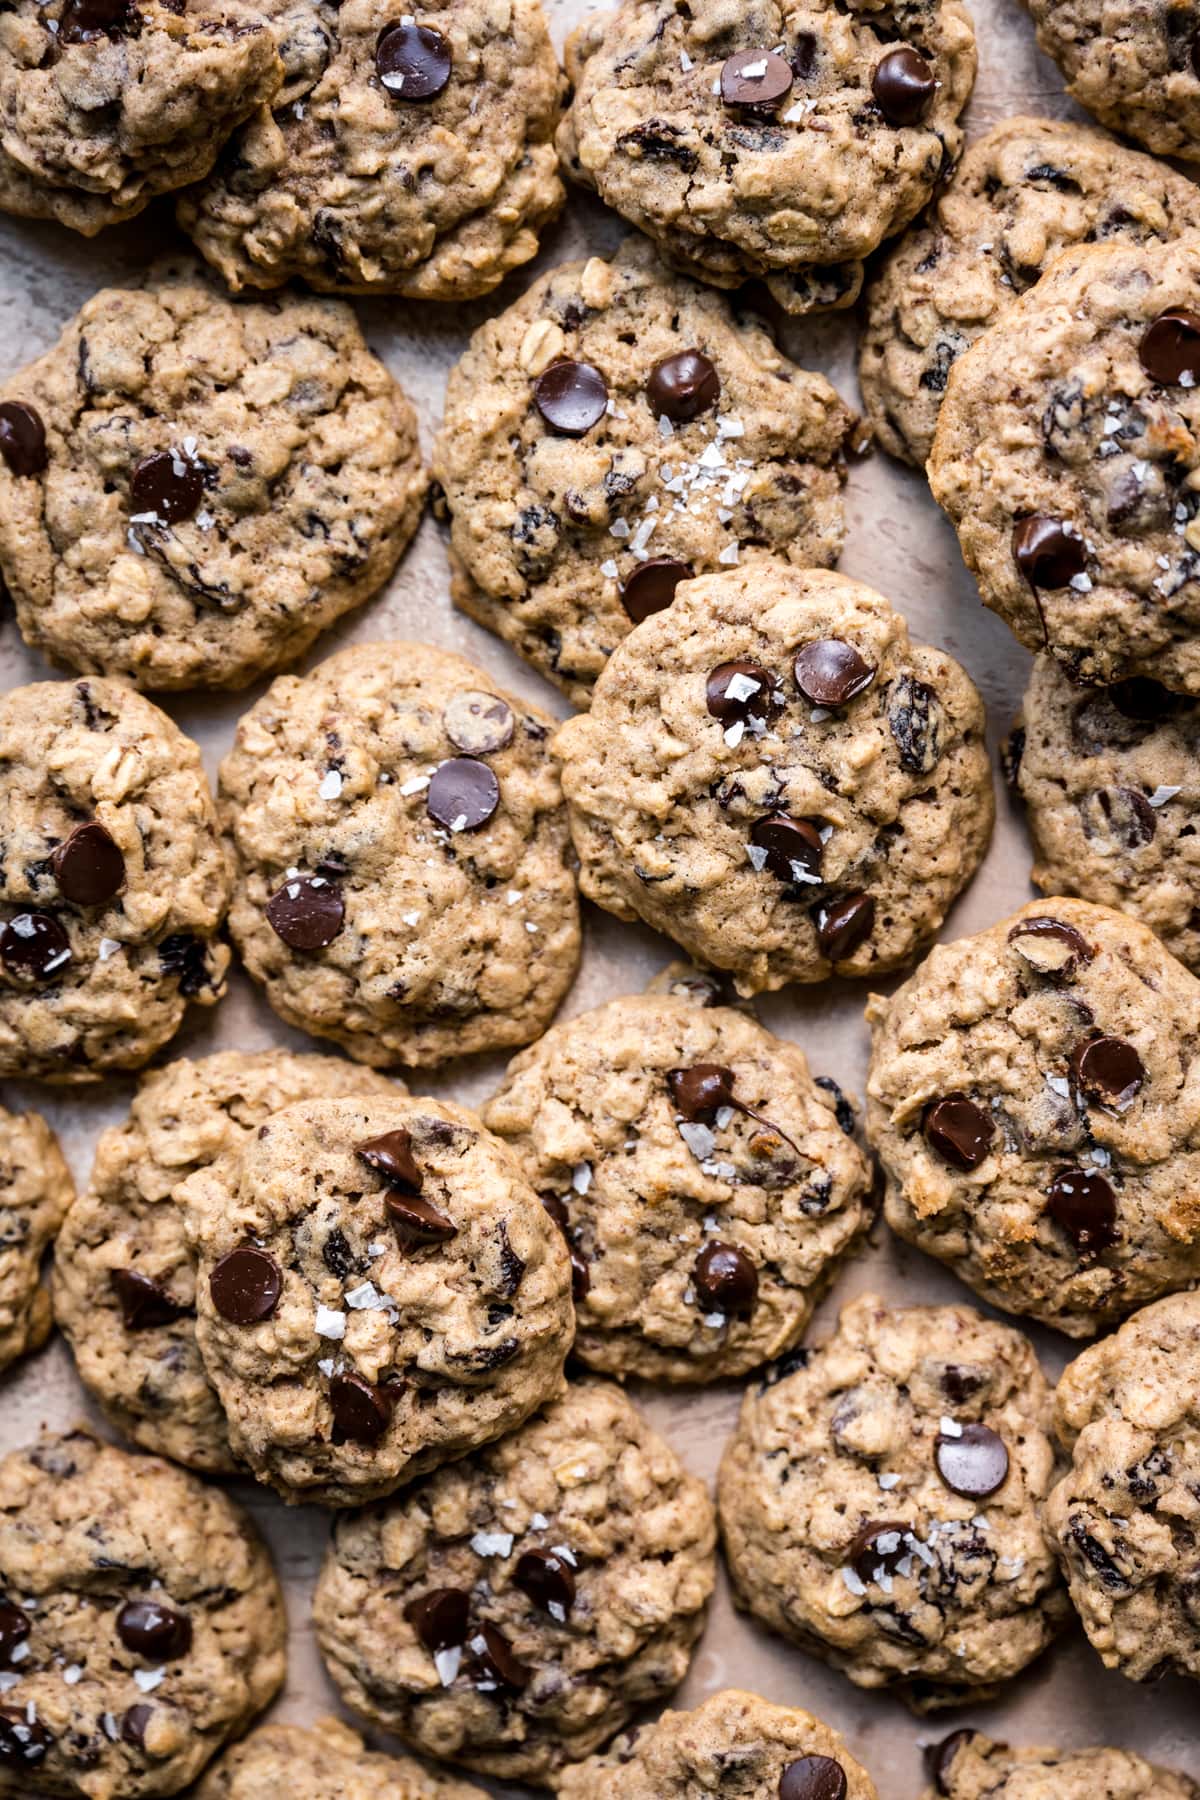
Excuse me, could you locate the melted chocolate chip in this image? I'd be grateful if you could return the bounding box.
[815,892,875,960]
[1007,915,1092,980]
[0,401,47,477]
[922,1094,994,1171]
[513,1547,576,1617]
[385,1191,457,1250]
[645,350,720,422]
[928,1731,975,1796]
[1110,677,1178,722]
[706,659,781,724]
[357,1128,423,1193]
[534,359,608,435]
[620,557,692,622]
[668,1062,736,1120]
[465,1622,530,1691]
[849,1520,910,1586]
[51,821,124,907]
[871,46,936,125]
[0,912,70,982]
[1139,307,1200,385]
[794,639,875,707]
[1046,1167,1118,1253]
[406,1587,469,1652]
[0,1706,50,1766]
[209,1246,282,1324]
[541,1194,590,1300]
[934,1422,1009,1498]
[130,449,204,526]
[1072,1036,1145,1110]
[427,757,500,831]
[120,1705,154,1749]
[110,1268,186,1331]
[116,1599,192,1662]
[329,1372,394,1444]
[443,691,513,755]
[720,47,794,111]
[58,0,135,39]
[750,813,822,884]
[779,1756,847,1800]
[1012,514,1086,588]
[265,874,344,951]
[693,1240,758,1316]
[375,20,451,98]
[0,1601,29,1669]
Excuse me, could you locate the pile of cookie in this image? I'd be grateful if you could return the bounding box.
[1,0,1200,1794]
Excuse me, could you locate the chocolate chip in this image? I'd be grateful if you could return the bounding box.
[110,1268,186,1331]
[871,46,937,125]
[329,1372,394,1444]
[209,1246,282,1324]
[934,1422,1009,1498]
[620,558,692,622]
[130,449,204,526]
[427,757,500,831]
[1007,915,1092,980]
[815,892,875,960]
[750,813,822,884]
[58,0,135,39]
[720,47,794,112]
[120,1705,153,1749]
[406,1587,470,1652]
[668,1062,736,1121]
[0,401,47,477]
[265,874,344,951]
[928,1731,975,1796]
[794,639,875,707]
[513,1548,576,1617]
[1088,785,1156,849]
[1012,514,1086,588]
[541,1195,590,1300]
[779,1756,847,1800]
[1110,677,1178,722]
[922,1094,994,1171]
[116,1599,192,1662]
[465,1622,531,1691]
[1139,307,1200,385]
[0,1706,50,1766]
[50,821,124,907]
[375,20,451,99]
[645,350,720,422]
[533,360,608,436]
[849,1520,910,1586]
[0,912,70,982]
[706,659,781,724]
[1046,1167,1118,1253]
[357,1128,423,1193]
[693,1240,758,1316]
[385,1191,456,1250]
[0,1601,29,1669]
[443,691,513,755]
[1072,1036,1145,1110]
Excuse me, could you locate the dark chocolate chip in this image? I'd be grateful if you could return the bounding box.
[0,912,70,982]
[513,1547,576,1617]
[541,1195,590,1300]
[693,1240,758,1316]
[110,1268,187,1331]
[465,1622,530,1691]
[116,1599,192,1662]
[357,1128,423,1193]
[385,1191,456,1250]
[209,1246,282,1324]
[120,1705,154,1749]
[1007,915,1092,980]
[720,47,794,111]
[922,1094,994,1171]
[1109,677,1178,722]
[1139,308,1200,385]
[375,20,451,99]
[928,1731,976,1796]
[1092,785,1157,848]
[645,349,720,422]
[443,691,513,755]
[668,1062,736,1121]
[58,0,135,39]
[779,1756,847,1800]
[50,821,124,907]
[0,401,47,477]
[329,1372,394,1444]
[620,557,692,622]
[0,1706,50,1766]
[1072,1036,1145,1110]
[0,1601,29,1669]
[1012,514,1086,588]
[794,639,875,707]
[706,659,781,724]
[750,813,822,884]
[265,874,344,951]
[934,1422,1009,1498]
[849,1519,910,1586]
[1046,1167,1118,1253]
[533,360,608,436]
[406,1587,470,1652]
[815,892,875,960]
[130,449,204,526]
[427,757,500,831]
[871,46,936,125]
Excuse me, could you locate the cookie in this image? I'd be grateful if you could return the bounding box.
[553,562,993,994]
[0,678,230,1082]
[922,1726,1200,1799]
[195,1717,486,1800]
[180,1094,575,1506]
[556,1688,879,1800]
[1021,0,1200,164]
[719,1292,1066,1709]
[1046,1290,1200,1684]
[0,0,281,235]
[0,268,426,691]
[859,116,1200,469]
[0,1426,285,1797]
[558,0,975,314]
[52,1050,401,1474]
[432,236,857,704]
[867,897,1200,1337]
[483,984,871,1381]
[314,1379,715,1783]
[929,234,1200,694]
[0,1106,72,1375]
[1009,655,1200,974]
[178,0,564,299]
[219,641,580,1068]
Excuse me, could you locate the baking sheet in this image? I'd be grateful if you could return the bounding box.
[1,0,1198,1791]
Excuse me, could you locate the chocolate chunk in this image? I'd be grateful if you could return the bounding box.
[928,1731,975,1796]
[110,1268,186,1331]
[465,1622,531,1691]
[1072,1036,1145,1110]
[0,401,47,478]
[886,674,944,774]
[1139,307,1200,385]
[849,1520,910,1586]
[934,1421,1009,1498]
[620,558,691,623]
[645,350,720,422]
[385,1191,456,1250]
[329,1372,394,1444]
[922,1094,993,1171]
[541,1194,590,1300]
[120,1705,154,1749]
[0,1706,50,1766]
[406,1587,469,1652]
[0,1601,29,1669]
[357,1128,423,1193]
[514,1547,576,1617]
[815,892,875,960]
[706,659,781,724]
[794,639,875,707]
[1046,1167,1118,1253]
[1007,915,1092,980]
[130,449,204,526]
[265,873,344,951]
[50,821,124,907]
[58,0,135,39]
[442,691,513,755]
[1012,514,1086,588]
[693,1240,758,1316]
[209,1246,282,1324]
[1089,785,1156,848]
[116,1599,192,1662]
[1109,677,1178,722]
[720,47,794,112]
[375,20,451,99]
[871,46,936,125]
[668,1062,736,1121]
[0,911,70,982]
[750,813,822,885]
[427,757,500,831]
[533,360,608,436]
[779,1756,847,1800]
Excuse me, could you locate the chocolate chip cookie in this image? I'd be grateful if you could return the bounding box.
[1046,1290,1200,1684]
[0,678,230,1082]
[554,562,993,993]
[1021,0,1200,164]
[432,237,857,705]
[220,641,579,1068]
[719,1292,1066,1710]
[1009,656,1200,974]
[314,1379,715,1783]
[929,234,1200,693]
[922,1727,1199,1799]
[0,1105,72,1375]
[178,0,564,299]
[483,984,871,1381]
[53,1050,401,1474]
[556,1688,879,1800]
[0,268,425,690]
[196,1717,487,1800]
[860,116,1200,469]
[180,1094,575,1506]
[867,897,1200,1337]
[559,0,976,315]
[0,1426,285,1797]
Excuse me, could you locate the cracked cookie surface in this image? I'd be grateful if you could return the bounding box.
[0,1105,72,1375]
[921,1726,1199,1799]
[196,1717,486,1800]
[1021,0,1200,164]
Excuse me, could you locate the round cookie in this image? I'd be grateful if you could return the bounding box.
[180,1094,575,1506]
[178,0,563,299]
[718,1292,1067,1708]
[867,897,1200,1337]
[483,985,872,1382]
[1009,656,1200,974]
[219,641,579,1067]
[859,116,1200,470]
[1021,0,1200,164]
[0,0,281,235]
[0,269,426,691]
[558,0,976,313]
[0,678,231,1082]
[195,1717,487,1800]
[1046,1290,1200,1684]
[553,562,993,994]
[314,1379,715,1783]
[432,236,857,704]
[922,1727,1199,1799]
[556,1688,879,1800]
[0,1427,285,1797]
[52,1050,401,1474]
[0,1105,72,1374]
[929,234,1200,694]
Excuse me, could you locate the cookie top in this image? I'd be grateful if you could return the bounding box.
[929,234,1200,693]
[0,0,281,235]
[314,1379,715,1783]
[0,1427,285,1797]
[195,1717,486,1800]
[867,897,1200,1337]
[178,0,564,299]
[860,116,1200,469]
[922,1727,1200,1799]
[559,0,975,308]
[554,562,993,994]
[0,1105,72,1375]
[483,986,872,1381]
[52,1049,401,1474]
[432,237,856,705]
[1046,1290,1200,1683]
[0,269,426,691]
[1010,656,1200,974]
[219,641,580,1068]
[556,1688,879,1800]
[0,678,230,1082]
[1022,0,1200,164]
[181,1094,575,1506]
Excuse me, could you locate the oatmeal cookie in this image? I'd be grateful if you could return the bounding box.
[921,1726,1199,1798]
[0,1105,72,1375]
[1021,0,1200,164]
[195,1717,486,1800]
